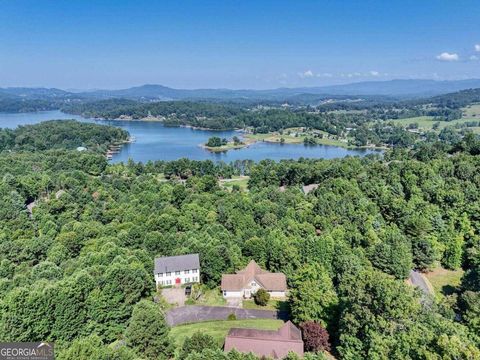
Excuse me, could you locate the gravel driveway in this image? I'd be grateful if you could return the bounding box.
[162,288,186,306]
[166,305,289,326]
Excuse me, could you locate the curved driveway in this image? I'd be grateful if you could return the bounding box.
[409,270,433,295]
[166,305,289,326]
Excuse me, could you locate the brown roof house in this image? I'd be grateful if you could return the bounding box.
[224,321,304,359]
[221,260,287,299]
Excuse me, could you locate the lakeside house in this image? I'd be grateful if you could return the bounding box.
[224,321,304,359]
[221,260,287,299]
[154,254,200,287]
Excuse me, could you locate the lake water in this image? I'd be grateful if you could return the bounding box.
[0,110,381,163]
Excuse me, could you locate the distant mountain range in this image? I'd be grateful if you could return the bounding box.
[2,79,480,101]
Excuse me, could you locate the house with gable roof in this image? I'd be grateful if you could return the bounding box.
[224,321,304,358]
[154,254,200,287]
[221,260,287,298]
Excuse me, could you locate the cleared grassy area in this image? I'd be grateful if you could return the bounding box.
[389,116,480,131]
[170,319,284,348]
[245,128,356,149]
[462,104,480,118]
[220,176,250,191]
[424,267,464,298]
[245,132,304,144]
[187,287,226,307]
[242,299,290,312]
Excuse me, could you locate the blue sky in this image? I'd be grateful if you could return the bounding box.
[0,0,479,89]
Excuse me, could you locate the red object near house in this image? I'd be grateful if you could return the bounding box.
[175,278,181,284]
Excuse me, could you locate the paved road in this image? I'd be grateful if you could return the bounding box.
[166,305,289,326]
[409,270,434,296]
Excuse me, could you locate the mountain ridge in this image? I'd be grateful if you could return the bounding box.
[2,79,480,101]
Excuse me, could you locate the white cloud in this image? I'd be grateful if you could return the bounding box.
[369,70,380,76]
[436,52,459,61]
[298,70,314,78]
[470,55,479,61]
[475,44,480,52]
[317,72,333,78]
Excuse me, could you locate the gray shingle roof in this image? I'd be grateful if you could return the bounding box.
[154,254,200,274]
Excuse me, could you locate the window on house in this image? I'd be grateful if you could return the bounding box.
[192,269,198,273]
[251,282,256,286]
[166,280,171,285]
[184,270,190,274]
[185,278,190,283]
[175,271,180,275]
[166,272,171,276]
[193,276,198,282]
[158,273,163,277]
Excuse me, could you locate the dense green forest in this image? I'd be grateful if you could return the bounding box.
[0,121,479,359]
[0,120,129,152]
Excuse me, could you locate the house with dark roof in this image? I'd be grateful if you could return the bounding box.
[221,260,287,299]
[154,254,200,287]
[224,321,304,359]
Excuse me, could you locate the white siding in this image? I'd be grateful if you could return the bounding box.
[223,290,244,298]
[267,291,286,298]
[155,268,200,287]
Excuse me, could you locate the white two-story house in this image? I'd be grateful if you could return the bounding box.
[154,253,200,287]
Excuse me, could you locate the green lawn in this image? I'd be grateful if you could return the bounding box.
[170,319,284,348]
[462,104,480,118]
[389,116,479,131]
[220,176,250,191]
[187,287,226,307]
[245,128,356,149]
[242,299,290,312]
[424,267,464,298]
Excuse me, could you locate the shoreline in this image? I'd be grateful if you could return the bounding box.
[68,112,386,152]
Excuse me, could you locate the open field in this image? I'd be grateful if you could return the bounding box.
[170,319,284,348]
[424,267,464,298]
[389,116,480,130]
[462,104,480,118]
[219,176,250,191]
[245,128,355,149]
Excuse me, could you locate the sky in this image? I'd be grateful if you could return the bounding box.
[0,0,479,90]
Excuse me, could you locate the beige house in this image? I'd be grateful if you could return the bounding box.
[221,260,287,299]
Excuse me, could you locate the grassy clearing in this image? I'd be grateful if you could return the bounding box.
[219,176,250,191]
[170,319,284,348]
[245,128,355,149]
[424,267,464,298]
[188,287,226,307]
[389,116,479,131]
[242,299,290,312]
[462,104,480,118]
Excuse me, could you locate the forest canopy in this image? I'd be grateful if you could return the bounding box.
[0,120,479,359]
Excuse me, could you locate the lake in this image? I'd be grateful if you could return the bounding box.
[0,110,381,163]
